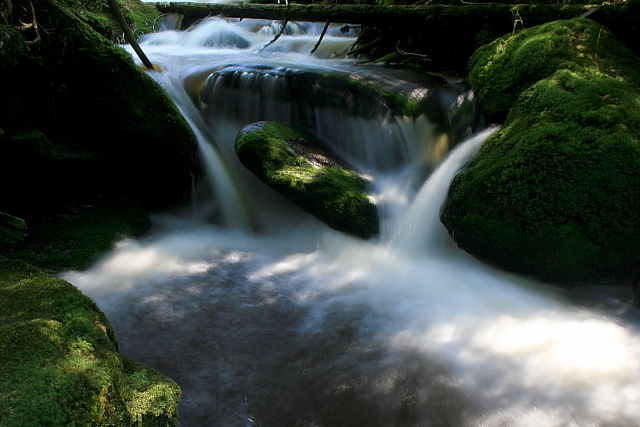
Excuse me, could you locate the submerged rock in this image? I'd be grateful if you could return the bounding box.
[442,18,640,286]
[235,121,379,239]
[201,65,481,172]
[203,29,250,48]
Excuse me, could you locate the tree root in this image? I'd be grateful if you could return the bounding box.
[7,0,40,47]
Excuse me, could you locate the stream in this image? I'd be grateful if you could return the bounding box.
[62,16,640,426]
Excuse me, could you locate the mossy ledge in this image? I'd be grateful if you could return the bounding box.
[0,257,181,426]
[1,0,195,422]
[1,0,202,212]
[442,18,640,286]
[235,121,379,239]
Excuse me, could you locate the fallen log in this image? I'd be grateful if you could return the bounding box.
[154,3,594,28]
[152,2,638,72]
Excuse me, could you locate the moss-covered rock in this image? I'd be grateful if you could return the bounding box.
[0,257,181,426]
[235,121,379,238]
[0,0,201,211]
[1,0,191,422]
[442,18,640,285]
[0,195,182,425]
[467,16,640,123]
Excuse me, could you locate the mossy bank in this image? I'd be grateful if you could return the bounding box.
[0,257,181,426]
[1,0,201,213]
[442,18,640,286]
[1,0,201,423]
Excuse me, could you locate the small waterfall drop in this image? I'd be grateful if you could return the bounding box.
[198,65,446,173]
[148,69,254,229]
[390,126,498,253]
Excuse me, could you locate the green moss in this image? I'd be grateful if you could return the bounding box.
[0,212,27,250]
[0,257,124,425]
[236,122,379,238]
[54,0,162,41]
[443,18,640,285]
[6,196,151,273]
[468,18,640,123]
[0,256,180,426]
[121,358,181,427]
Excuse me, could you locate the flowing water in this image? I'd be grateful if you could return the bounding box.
[63,17,640,426]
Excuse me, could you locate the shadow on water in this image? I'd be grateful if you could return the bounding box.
[81,228,477,426]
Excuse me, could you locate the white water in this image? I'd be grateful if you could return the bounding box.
[63,17,640,426]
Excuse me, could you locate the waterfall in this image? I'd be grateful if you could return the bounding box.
[62,16,640,427]
[198,65,450,173]
[390,126,498,253]
[148,70,254,229]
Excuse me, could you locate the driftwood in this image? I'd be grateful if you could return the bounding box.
[310,19,330,54]
[261,18,289,49]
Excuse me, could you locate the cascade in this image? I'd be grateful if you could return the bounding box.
[62,15,640,426]
[149,69,254,229]
[198,65,445,173]
[390,125,498,253]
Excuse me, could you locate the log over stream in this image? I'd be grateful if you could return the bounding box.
[154,2,594,29]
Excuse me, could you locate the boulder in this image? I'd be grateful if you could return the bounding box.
[441,18,640,285]
[235,121,379,238]
[466,17,640,123]
[0,0,202,210]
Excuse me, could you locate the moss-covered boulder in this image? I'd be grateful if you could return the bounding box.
[1,0,192,422]
[235,121,379,238]
[466,16,640,123]
[442,18,640,285]
[0,0,201,211]
[0,195,183,425]
[0,257,181,426]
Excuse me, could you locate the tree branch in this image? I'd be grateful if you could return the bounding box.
[106,0,156,70]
